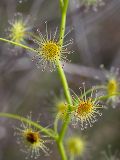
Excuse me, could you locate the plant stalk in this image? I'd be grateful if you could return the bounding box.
[0,113,55,138]
[56,0,72,160]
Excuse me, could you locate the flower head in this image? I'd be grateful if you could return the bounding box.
[51,93,69,121]
[8,13,30,43]
[66,136,86,157]
[100,65,120,108]
[71,84,103,130]
[31,22,73,71]
[54,99,68,119]
[14,113,50,159]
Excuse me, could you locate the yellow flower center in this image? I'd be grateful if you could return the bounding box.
[107,79,118,95]
[23,130,40,145]
[10,21,25,42]
[76,98,93,117]
[41,42,60,61]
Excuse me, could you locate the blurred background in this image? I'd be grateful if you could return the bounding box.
[0,0,120,159]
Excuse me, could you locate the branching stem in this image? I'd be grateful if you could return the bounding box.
[0,113,55,138]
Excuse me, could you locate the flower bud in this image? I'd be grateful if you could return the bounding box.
[66,136,85,157]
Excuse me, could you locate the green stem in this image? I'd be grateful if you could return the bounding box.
[54,114,60,134]
[57,0,72,141]
[98,92,120,101]
[59,0,69,46]
[59,0,64,10]
[57,61,72,105]
[59,115,70,141]
[0,38,35,52]
[56,0,71,160]
[57,0,72,142]
[0,113,55,138]
[57,141,67,160]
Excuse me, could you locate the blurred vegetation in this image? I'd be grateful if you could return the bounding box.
[0,0,120,160]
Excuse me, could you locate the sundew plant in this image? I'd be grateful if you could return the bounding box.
[0,0,120,160]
